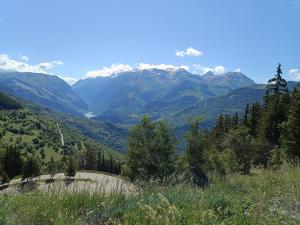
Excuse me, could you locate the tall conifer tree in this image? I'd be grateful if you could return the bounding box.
[281,86,300,161]
[185,121,208,186]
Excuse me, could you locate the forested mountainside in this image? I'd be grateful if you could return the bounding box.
[34,108,128,152]
[0,91,22,110]
[73,69,255,125]
[0,92,122,181]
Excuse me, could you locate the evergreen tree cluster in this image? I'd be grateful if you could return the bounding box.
[0,145,42,183]
[204,64,300,174]
[96,151,122,175]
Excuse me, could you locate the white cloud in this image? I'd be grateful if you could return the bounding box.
[86,63,134,78]
[234,68,241,73]
[0,54,64,73]
[138,63,189,71]
[289,69,300,81]
[58,76,79,85]
[20,55,29,61]
[52,60,65,65]
[192,64,226,75]
[0,54,74,84]
[175,47,203,57]
[86,63,190,78]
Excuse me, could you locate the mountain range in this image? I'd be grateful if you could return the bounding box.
[1,69,298,151]
[73,69,255,125]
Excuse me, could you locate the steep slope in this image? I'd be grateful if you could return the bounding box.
[73,69,255,125]
[0,72,88,115]
[0,91,22,110]
[37,109,128,152]
[0,109,119,164]
[0,90,127,152]
[0,92,122,162]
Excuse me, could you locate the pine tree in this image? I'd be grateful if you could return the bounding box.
[232,113,239,129]
[281,86,300,161]
[266,63,289,96]
[22,156,41,180]
[47,156,57,180]
[82,144,96,170]
[259,93,291,146]
[185,121,208,186]
[248,102,261,137]
[212,114,226,142]
[2,145,23,179]
[108,155,114,173]
[96,151,102,171]
[0,158,9,184]
[101,153,106,171]
[243,103,250,127]
[65,156,76,177]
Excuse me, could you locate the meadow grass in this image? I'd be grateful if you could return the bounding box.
[1,166,300,225]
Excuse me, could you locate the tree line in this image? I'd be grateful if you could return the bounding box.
[0,142,121,184]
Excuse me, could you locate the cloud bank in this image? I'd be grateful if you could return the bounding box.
[175,47,203,57]
[138,63,189,71]
[86,63,190,78]
[0,54,64,74]
[289,69,300,81]
[192,64,226,75]
[0,53,77,85]
[86,64,133,78]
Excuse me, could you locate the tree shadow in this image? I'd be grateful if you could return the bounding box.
[64,177,75,186]
[19,180,38,193]
[45,178,55,184]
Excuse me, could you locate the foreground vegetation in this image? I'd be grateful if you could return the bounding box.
[0,166,299,225]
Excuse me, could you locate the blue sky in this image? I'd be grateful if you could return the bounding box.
[0,0,299,84]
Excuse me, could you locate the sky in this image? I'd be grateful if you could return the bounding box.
[0,0,299,84]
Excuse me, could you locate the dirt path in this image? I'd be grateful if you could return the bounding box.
[56,123,64,146]
[1,172,136,195]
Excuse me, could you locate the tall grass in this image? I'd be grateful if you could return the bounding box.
[1,166,300,225]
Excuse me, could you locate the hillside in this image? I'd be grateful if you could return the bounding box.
[0,72,88,115]
[0,91,124,181]
[0,108,119,163]
[0,92,22,110]
[36,109,128,152]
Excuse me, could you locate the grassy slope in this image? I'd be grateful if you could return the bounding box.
[1,166,299,225]
[23,99,128,153]
[0,109,122,168]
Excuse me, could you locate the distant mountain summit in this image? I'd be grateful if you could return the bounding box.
[73,69,255,125]
[0,72,88,114]
[201,71,255,89]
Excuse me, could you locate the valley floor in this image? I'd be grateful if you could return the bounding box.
[1,166,300,225]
